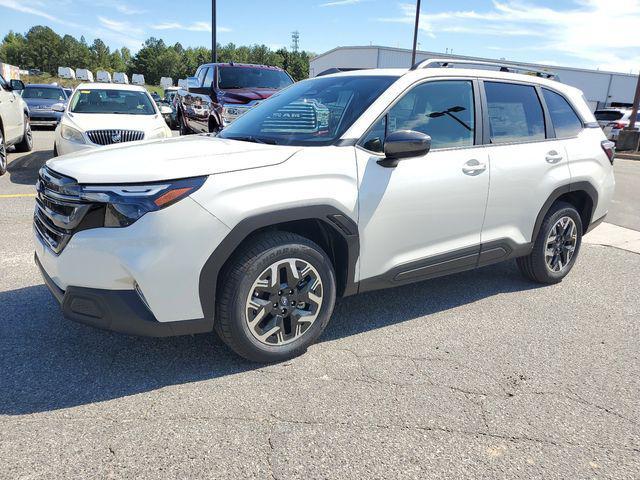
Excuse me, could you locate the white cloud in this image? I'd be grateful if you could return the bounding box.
[377,0,640,73]
[0,0,80,27]
[98,16,144,36]
[320,0,365,7]
[115,3,145,15]
[151,22,231,33]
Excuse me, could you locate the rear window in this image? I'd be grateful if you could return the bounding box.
[542,89,583,138]
[594,110,625,122]
[485,82,546,143]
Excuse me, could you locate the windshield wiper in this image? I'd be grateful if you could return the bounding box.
[225,135,277,145]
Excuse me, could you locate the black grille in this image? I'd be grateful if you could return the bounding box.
[86,129,145,146]
[34,167,99,254]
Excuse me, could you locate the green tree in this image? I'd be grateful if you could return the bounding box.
[89,38,111,71]
[0,31,28,66]
[24,26,61,74]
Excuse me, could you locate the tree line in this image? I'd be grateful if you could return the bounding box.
[0,26,313,84]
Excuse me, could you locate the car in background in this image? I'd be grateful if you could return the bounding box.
[175,63,294,134]
[160,86,180,129]
[21,84,69,127]
[595,108,639,141]
[0,75,32,175]
[64,88,73,99]
[52,83,172,156]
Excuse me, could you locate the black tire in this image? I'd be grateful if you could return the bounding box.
[215,231,337,363]
[53,143,58,157]
[14,115,33,153]
[0,127,7,176]
[178,111,191,136]
[517,201,583,284]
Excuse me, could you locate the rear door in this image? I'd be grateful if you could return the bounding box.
[0,74,22,142]
[479,80,571,250]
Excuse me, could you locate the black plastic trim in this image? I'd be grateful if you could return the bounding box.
[198,205,360,322]
[36,253,210,337]
[586,213,607,233]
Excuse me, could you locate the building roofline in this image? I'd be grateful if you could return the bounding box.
[311,45,638,78]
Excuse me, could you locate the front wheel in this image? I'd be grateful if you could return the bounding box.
[178,111,191,136]
[14,115,33,153]
[0,128,7,176]
[215,232,337,363]
[517,201,582,284]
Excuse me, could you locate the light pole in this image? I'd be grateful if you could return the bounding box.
[411,0,422,67]
[212,0,217,63]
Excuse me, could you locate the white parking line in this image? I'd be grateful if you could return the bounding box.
[584,222,640,254]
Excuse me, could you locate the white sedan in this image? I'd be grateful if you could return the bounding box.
[53,83,173,156]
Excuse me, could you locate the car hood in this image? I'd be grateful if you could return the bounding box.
[63,112,165,132]
[24,98,63,108]
[47,135,301,184]
[221,88,278,104]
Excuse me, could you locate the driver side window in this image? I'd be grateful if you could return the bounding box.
[361,80,476,153]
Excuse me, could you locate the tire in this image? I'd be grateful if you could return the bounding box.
[0,127,7,176]
[178,111,191,136]
[14,115,33,153]
[215,231,337,363]
[53,143,58,157]
[517,201,583,284]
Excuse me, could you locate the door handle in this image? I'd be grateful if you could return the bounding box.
[462,159,486,176]
[545,150,563,164]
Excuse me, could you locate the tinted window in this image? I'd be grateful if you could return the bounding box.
[69,89,156,115]
[361,80,475,152]
[218,67,293,90]
[197,67,208,87]
[485,82,545,143]
[203,67,214,88]
[218,75,398,146]
[542,89,583,137]
[594,110,625,122]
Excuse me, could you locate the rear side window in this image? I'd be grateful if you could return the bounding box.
[485,82,545,143]
[197,67,208,87]
[542,89,583,137]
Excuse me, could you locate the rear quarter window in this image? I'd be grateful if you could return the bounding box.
[485,82,545,143]
[542,89,583,138]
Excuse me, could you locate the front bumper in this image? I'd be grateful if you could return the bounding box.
[30,111,62,126]
[35,254,211,337]
[54,136,94,156]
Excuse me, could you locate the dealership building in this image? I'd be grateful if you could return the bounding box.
[310,46,638,111]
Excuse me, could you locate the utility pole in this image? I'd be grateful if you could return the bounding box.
[291,31,300,53]
[411,0,422,67]
[212,0,217,63]
[628,68,640,131]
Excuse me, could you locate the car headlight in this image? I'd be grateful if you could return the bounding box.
[78,176,207,227]
[61,124,85,143]
[150,126,172,139]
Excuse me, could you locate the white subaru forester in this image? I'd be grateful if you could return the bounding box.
[34,60,616,362]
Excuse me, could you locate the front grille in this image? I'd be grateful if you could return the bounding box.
[86,129,144,146]
[34,167,99,254]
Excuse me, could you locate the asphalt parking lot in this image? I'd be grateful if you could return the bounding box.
[1,130,639,479]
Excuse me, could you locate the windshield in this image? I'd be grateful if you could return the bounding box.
[69,89,156,115]
[218,67,293,90]
[22,87,66,101]
[218,75,399,146]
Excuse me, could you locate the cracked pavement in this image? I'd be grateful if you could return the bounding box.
[1,131,639,479]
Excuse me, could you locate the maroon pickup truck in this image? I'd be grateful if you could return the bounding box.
[176,62,294,135]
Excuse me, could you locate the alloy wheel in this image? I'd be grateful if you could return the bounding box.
[245,258,323,346]
[545,216,577,272]
[24,117,33,148]
[0,130,6,172]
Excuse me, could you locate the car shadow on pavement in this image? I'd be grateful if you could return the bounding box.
[7,149,52,185]
[0,261,540,415]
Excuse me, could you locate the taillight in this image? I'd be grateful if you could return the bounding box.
[601,140,615,164]
[613,122,626,130]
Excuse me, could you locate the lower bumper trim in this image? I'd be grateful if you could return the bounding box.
[35,253,213,337]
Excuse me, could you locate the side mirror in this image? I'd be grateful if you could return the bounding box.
[9,79,25,91]
[159,105,172,115]
[186,76,200,90]
[378,130,432,167]
[51,103,66,113]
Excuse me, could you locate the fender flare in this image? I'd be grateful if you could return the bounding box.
[531,181,598,241]
[198,205,360,322]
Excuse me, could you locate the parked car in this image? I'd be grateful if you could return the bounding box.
[132,74,145,86]
[0,75,32,175]
[52,83,172,156]
[595,108,640,141]
[161,86,180,128]
[76,69,94,82]
[64,88,73,99]
[21,84,68,127]
[34,61,615,362]
[113,72,129,84]
[176,62,294,135]
[96,70,112,83]
[57,67,76,80]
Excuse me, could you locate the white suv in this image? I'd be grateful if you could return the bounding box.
[34,60,615,362]
[0,75,33,175]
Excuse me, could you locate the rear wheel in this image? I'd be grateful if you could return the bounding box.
[0,128,7,176]
[517,202,582,284]
[14,115,33,153]
[215,232,337,363]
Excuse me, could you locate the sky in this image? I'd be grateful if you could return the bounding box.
[0,0,639,74]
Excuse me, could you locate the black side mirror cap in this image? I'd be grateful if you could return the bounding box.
[378,130,432,167]
[9,79,25,91]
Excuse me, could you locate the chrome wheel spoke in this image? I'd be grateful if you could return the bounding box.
[545,216,578,273]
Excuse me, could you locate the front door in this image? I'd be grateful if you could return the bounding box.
[356,79,490,287]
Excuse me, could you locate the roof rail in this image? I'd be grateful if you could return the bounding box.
[410,58,560,80]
